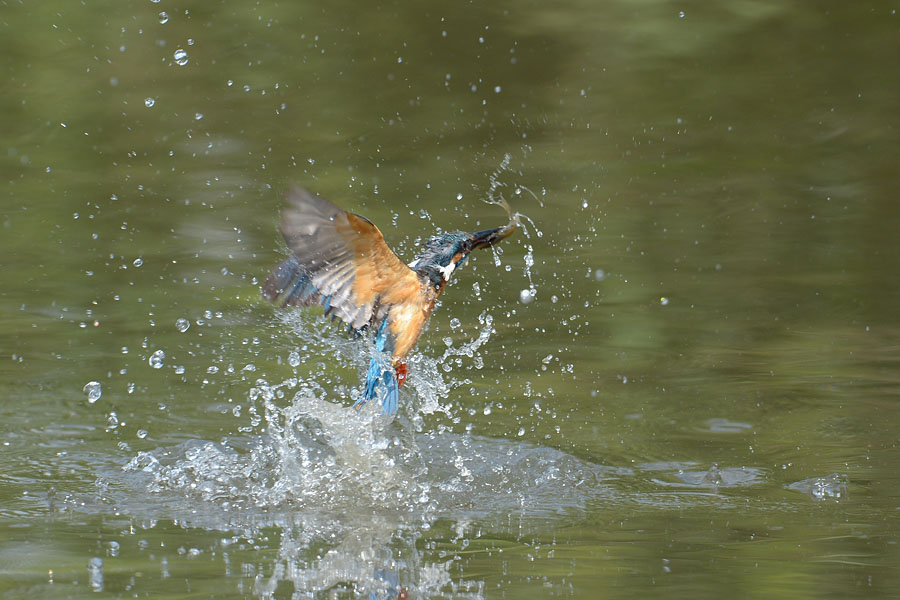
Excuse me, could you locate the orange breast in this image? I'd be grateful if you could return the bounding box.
[388,284,438,362]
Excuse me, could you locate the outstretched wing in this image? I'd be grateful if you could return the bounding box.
[262,187,424,333]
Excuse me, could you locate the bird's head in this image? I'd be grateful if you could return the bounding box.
[410,210,519,289]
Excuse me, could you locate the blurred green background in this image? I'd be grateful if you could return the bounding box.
[1,0,898,598]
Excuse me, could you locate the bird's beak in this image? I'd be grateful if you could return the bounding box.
[469,211,520,251]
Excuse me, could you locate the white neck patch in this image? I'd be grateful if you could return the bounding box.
[439,261,456,281]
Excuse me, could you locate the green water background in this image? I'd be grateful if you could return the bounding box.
[2,1,899,598]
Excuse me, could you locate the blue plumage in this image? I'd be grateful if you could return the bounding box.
[352,319,399,415]
[354,355,399,415]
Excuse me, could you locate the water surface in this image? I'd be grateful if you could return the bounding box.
[2,0,899,598]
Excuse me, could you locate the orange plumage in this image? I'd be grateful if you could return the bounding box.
[263,186,518,414]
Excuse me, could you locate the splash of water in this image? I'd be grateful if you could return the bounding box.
[406,310,497,422]
[110,298,624,598]
[479,153,543,300]
[123,305,502,514]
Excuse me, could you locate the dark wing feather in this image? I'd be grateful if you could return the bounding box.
[262,187,423,332]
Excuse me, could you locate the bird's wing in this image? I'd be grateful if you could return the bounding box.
[262,187,424,333]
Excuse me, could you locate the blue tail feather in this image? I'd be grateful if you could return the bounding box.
[352,356,399,415]
[381,367,399,415]
[350,319,399,415]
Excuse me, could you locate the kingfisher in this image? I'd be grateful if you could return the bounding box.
[263,186,518,415]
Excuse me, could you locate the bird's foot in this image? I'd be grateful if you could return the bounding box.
[395,363,408,388]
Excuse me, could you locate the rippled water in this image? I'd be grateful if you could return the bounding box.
[3,0,900,598]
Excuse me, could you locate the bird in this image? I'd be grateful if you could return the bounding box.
[262,186,519,415]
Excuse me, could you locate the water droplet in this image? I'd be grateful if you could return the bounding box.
[594,269,606,281]
[144,98,155,108]
[449,317,461,329]
[105,412,119,429]
[174,48,189,66]
[136,429,148,439]
[494,85,501,93]
[517,427,525,437]
[87,557,104,592]
[660,296,669,306]
[133,257,143,267]
[83,381,102,403]
[149,349,165,369]
[519,289,535,304]
[679,11,686,18]
[288,350,300,367]
[106,541,120,557]
[175,318,190,332]
[551,295,558,304]
[158,11,168,24]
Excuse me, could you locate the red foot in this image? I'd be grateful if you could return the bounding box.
[395,363,408,387]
